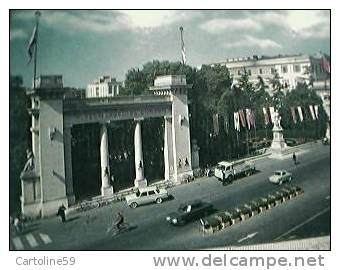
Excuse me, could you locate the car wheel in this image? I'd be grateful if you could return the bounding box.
[130,202,138,208]
[156,197,163,204]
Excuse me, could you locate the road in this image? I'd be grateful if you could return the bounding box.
[10,142,330,250]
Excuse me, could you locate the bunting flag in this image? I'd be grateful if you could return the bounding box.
[291,107,297,124]
[269,107,275,124]
[314,105,319,119]
[212,113,219,136]
[245,109,251,130]
[234,112,240,132]
[309,105,316,120]
[297,106,304,122]
[239,109,246,127]
[263,107,269,125]
[27,26,37,64]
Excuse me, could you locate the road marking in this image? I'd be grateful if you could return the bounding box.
[275,207,330,241]
[39,233,52,244]
[12,237,24,250]
[238,232,258,243]
[26,233,38,248]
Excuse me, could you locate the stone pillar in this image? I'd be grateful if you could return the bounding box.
[164,116,174,181]
[100,124,114,196]
[64,127,75,205]
[134,119,147,187]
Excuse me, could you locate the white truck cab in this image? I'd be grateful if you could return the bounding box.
[214,160,255,182]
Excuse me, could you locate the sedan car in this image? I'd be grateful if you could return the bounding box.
[268,170,292,185]
[166,200,214,225]
[126,186,169,208]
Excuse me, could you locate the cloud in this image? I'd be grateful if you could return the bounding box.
[199,18,262,34]
[223,35,282,49]
[10,29,27,40]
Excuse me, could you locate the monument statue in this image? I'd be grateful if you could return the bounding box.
[272,110,282,129]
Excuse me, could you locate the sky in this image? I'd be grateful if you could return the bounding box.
[10,10,330,88]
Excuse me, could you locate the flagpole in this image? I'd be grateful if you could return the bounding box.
[179,26,185,74]
[33,11,41,90]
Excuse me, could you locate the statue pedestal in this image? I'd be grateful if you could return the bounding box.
[270,126,287,155]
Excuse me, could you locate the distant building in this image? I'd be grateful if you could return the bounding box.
[210,54,329,95]
[86,76,122,98]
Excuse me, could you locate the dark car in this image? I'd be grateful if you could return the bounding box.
[166,200,214,225]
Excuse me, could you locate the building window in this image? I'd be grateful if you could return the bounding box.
[96,87,99,97]
[281,65,288,73]
[237,70,241,75]
[271,68,276,74]
[248,70,252,76]
[108,85,112,94]
[259,68,263,74]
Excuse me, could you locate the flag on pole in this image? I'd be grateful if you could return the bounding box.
[239,110,246,128]
[212,113,219,136]
[269,107,275,124]
[179,26,186,65]
[234,112,240,132]
[314,105,319,119]
[250,110,256,128]
[263,107,269,125]
[320,54,330,74]
[246,109,251,130]
[309,105,316,120]
[291,107,297,124]
[224,115,229,134]
[297,106,304,122]
[27,26,37,64]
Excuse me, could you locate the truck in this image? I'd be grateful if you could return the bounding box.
[214,160,255,183]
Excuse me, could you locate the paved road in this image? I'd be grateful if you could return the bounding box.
[10,142,330,250]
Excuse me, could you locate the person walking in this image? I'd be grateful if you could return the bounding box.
[13,216,22,234]
[57,204,66,223]
[292,152,297,165]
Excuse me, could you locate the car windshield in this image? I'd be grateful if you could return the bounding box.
[275,171,282,176]
[216,165,225,170]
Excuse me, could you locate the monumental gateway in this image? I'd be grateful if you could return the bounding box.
[20,74,193,218]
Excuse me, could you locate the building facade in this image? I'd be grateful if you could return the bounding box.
[211,54,328,95]
[86,76,122,98]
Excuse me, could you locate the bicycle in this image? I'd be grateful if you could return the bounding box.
[106,222,130,236]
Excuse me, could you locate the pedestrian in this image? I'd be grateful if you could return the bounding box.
[57,204,66,223]
[293,152,297,165]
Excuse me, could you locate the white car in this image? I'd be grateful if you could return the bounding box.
[269,170,293,185]
[125,186,169,208]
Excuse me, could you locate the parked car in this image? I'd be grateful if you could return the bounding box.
[268,170,292,185]
[166,200,214,225]
[125,186,169,208]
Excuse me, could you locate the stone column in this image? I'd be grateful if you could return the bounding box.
[134,119,147,187]
[100,124,114,196]
[64,127,75,205]
[164,116,174,181]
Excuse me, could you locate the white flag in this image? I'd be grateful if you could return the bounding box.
[314,105,319,119]
[180,26,186,65]
[246,108,251,130]
[309,105,316,120]
[297,106,304,122]
[269,107,275,124]
[234,112,240,132]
